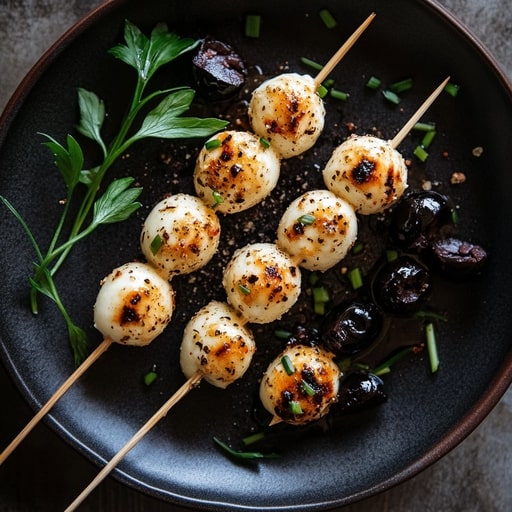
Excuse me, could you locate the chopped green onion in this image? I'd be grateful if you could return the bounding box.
[348,267,363,290]
[317,84,328,98]
[274,329,292,340]
[444,82,460,97]
[301,380,316,396]
[386,249,399,262]
[298,214,315,225]
[211,190,223,208]
[421,130,437,149]
[425,322,439,373]
[413,122,436,132]
[289,401,303,415]
[330,88,349,101]
[389,77,413,94]
[245,15,261,38]
[143,370,158,386]
[319,8,337,29]
[242,431,266,446]
[149,234,163,255]
[366,76,381,89]
[413,145,429,162]
[415,310,448,322]
[213,437,280,459]
[259,137,270,148]
[309,271,320,286]
[239,284,251,295]
[281,354,296,375]
[351,242,364,255]
[300,57,323,72]
[205,138,221,150]
[313,285,330,315]
[323,78,335,89]
[451,209,459,225]
[382,90,401,104]
[373,346,418,376]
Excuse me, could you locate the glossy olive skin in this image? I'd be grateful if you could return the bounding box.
[390,190,453,252]
[373,256,431,315]
[322,302,383,357]
[430,237,488,278]
[334,370,387,413]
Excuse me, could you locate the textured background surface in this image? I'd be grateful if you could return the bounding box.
[0,1,511,511]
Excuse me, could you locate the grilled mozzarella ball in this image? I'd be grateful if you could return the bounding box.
[248,73,326,159]
[194,130,281,214]
[259,344,341,425]
[323,134,408,215]
[140,194,221,279]
[180,301,256,389]
[222,242,301,324]
[276,189,358,272]
[94,262,174,346]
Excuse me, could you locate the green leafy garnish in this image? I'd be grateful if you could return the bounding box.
[1,21,228,366]
[213,437,280,460]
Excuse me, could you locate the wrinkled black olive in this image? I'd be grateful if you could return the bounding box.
[390,190,453,252]
[192,39,247,100]
[335,371,387,413]
[322,302,383,357]
[373,256,430,315]
[430,237,487,278]
[286,325,320,347]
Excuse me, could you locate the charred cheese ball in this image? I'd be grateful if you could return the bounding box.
[323,134,408,214]
[248,73,326,159]
[194,130,281,214]
[94,262,174,346]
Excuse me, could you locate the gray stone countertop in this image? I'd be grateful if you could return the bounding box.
[0,1,510,511]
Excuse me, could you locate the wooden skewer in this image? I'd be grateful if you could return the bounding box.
[64,371,203,512]
[314,12,376,87]
[0,338,113,466]
[390,76,451,149]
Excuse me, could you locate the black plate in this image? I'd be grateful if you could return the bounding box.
[0,0,511,510]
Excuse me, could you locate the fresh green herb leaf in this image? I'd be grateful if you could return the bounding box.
[205,138,222,150]
[75,88,107,156]
[213,437,280,459]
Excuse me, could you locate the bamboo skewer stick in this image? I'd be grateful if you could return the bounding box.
[0,338,113,466]
[391,76,451,149]
[64,371,203,512]
[314,12,376,87]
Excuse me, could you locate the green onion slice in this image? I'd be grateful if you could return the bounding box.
[245,15,261,38]
[150,234,163,255]
[330,88,349,101]
[205,138,221,150]
[301,380,316,397]
[413,145,429,162]
[143,370,158,386]
[281,354,295,375]
[298,214,315,225]
[289,401,303,415]
[319,8,337,29]
[366,76,381,89]
[212,190,223,208]
[389,77,413,94]
[259,137,270,148]
[425,322,440,373]
[300,57,323,72]
[348,267,363,290]
[444,82,460,97]
[238,284,251,295]
[421,130,437,149]
[413,122,436,132]
[382,90,401,104]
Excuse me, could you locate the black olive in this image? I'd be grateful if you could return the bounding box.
[192,39,247,100]
[390,190,454,252]
[430,237,487,278]
[322,302,383,357]
[373,256,430,315]
[335,370,387,413]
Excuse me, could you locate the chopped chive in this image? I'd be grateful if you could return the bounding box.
[143,370,158,386]
[351,242,364,255]
[205,138,221,150]
[319,8,337,29]
[444,82,460,97]
[386,249,399,262]
[373,346,417,375]
[245,15,261,38]
[323,78,335,88]
[421,130,437,149]
[330,88,349,101]
[366,76,381,89]
[238,284,251,295]
[425,322,439,373]
[300,57,323,72]
[451,209,459,225]
[348,267,363,290]
[313,286,329,304]
[413,145,429,162]
[389,77,413,94]
[281,354,295,375]
[301,380,316,396]
[415,310,448,322]
[289,400,303,415]
[413,121,436,132]
[259,137,270,148]
[382,90,401,104]
[242,431,266,446]
[309,271,320,286]
[317,84,328,98]
[211,190,223,208]
[213,437,280,459]
[274,329,292,340]
[298,214,315,225]
[150,234,163,255]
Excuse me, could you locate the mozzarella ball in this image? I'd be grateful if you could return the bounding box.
[259,344,341,425]
[94,262,174,346]
[323,134,408,214]
[180,301,256,389]
[140,194,221,279]
[276,189,358,272]
[248,73,326,159]
[222,243,301,324]
[194,130,281,214]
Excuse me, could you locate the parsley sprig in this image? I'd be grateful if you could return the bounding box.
[1,20,228,365]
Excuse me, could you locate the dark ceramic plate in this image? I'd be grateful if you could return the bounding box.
[0,0,511,510]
